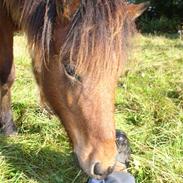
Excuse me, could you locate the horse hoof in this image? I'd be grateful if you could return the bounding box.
[4,130,18,136]
[1,121,17,136]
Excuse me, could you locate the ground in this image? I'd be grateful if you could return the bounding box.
[0,34,182,183]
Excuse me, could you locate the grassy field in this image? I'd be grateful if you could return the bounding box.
[0,34,183,183]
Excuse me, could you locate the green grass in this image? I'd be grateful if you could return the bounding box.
[0,34,183,183]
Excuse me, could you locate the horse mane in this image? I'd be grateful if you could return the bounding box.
[4,0,135,79]
[4,0,58,60]
[61,0,136,80]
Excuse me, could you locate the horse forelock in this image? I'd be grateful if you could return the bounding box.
[61,0,136,80]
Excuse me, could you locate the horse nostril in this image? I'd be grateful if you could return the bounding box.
[93,162,114,177]
[107,165,114,174]
[94,162,103,176]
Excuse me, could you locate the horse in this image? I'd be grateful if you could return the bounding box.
[0,0,148,179]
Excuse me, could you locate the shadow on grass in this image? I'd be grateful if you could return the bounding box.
[0,137,87,183]
[2,102,87,182]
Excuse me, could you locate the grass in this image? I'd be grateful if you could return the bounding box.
[0,34,183,183]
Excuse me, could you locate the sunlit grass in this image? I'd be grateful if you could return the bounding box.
[0,34,183,182]
[116,34,183,183]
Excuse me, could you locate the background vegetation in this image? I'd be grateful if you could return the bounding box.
[129,0,183,33]
[0,34,182,183]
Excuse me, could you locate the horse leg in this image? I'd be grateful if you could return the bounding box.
[0,27,16,135]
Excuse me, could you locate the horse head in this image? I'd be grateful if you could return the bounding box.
[40,0,149,179]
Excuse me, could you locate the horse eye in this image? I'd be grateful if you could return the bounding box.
[64,64,75,76]
[64,64,81,82]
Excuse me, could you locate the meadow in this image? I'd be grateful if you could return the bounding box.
[0,34,182,183]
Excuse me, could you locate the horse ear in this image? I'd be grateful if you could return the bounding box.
[127,1,150,20]
[56,0,80,20]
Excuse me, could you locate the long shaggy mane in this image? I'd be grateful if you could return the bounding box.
[61,0,136,79]
[3,0,135,79]
[3,0,58,60]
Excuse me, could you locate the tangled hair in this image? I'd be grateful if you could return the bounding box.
[3,0,58,61]
[4,0,135,79]
[61,0,136,79]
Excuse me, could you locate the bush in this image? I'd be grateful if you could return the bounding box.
[138,16,181,33]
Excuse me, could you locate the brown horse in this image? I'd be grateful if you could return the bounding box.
[0,0,148,179]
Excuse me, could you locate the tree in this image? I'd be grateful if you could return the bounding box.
[132,0,183,20]
[129,0,183,32]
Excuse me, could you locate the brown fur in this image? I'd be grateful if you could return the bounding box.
[0,0,148,179]
[60,0,136,82]
[0,0,16,135]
